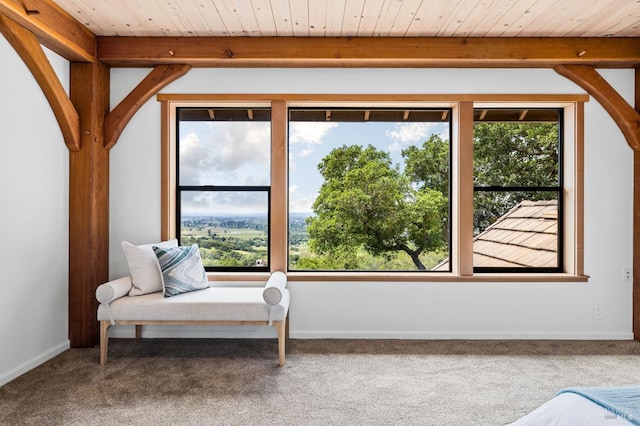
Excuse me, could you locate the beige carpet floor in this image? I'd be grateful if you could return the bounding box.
[1,339,640,425]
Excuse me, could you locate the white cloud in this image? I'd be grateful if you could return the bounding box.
[388,141,402,152]
[208,122,270,174]
[289,185,314,213]
[299,147,314,157]
[179,132,213,185]
[289,152,296,173]
[385,122,438,151]
[179,122,270,186]
[289,122,338,146]
[181,190,269,215]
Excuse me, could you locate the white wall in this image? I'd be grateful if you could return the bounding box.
[0,37,70,386]
[109,67,634,340]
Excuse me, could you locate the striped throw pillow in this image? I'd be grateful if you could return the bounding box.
[153,244,208,297]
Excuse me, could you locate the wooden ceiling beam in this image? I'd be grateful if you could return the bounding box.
[104,64,191,150]
[0,13,80,150]
[555,64,640,152]
[0,0,95,62]
[97,37,640,68]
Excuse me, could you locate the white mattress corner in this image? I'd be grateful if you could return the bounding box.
[509,393,634,426]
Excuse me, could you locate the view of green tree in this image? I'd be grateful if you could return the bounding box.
[403,134,450,195]
[305,144,448,270]
[291,242,447,271]
[474,122,558,187]
[473,122,559,233]
[299,121,559,271]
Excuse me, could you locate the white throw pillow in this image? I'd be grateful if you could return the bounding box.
[122,239,178,296]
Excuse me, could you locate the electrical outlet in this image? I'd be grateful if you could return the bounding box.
[623,267,632,282]
[593,304,603,320]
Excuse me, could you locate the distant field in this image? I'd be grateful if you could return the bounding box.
[182,214,446,271]
[181,215,270,268]
[183,227,265,240]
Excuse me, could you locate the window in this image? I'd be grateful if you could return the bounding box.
[472,108,562,272]
[288,108,452,271]
[175,106,271,271]
[161,94,585,281]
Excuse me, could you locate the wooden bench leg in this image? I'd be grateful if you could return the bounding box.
[274,319,286,367]
[135,325,142,339]
[285,314,289,341]
[100,320,110,366]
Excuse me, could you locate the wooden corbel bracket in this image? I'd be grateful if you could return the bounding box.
[0,13,80,151]
[554,64,640,152]
[104,64,191,150]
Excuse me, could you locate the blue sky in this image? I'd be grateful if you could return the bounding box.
[178,118,449,215]
[289,120,449,213]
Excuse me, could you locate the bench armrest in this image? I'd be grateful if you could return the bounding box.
[96,276,133,304]
[263,271,287,305]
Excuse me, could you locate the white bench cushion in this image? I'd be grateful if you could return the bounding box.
[98,287,289,323]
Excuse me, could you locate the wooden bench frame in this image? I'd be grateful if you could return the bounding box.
[100,318,287,366]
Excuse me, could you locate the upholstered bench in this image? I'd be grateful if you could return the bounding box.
[96,272,290,366]
[96,239,289,366]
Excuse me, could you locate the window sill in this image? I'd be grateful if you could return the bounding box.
[207,271,589,283]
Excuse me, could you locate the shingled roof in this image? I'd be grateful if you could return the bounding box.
[434,199,558,270]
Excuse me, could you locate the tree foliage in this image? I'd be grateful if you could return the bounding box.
[403,134,450,195]
[473,122,558,232]
[304,121,558,271]
[474,122,558,186]
[307,144,447,270]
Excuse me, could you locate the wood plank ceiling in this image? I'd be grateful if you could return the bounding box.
[52,0,640,38]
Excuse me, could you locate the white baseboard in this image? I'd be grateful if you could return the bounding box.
[288,330,635,340]
[0,341,70,388]
[108,324,633,340]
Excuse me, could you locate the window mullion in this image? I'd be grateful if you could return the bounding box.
[458,101,475,276]
[270,100,288,273]
[160,99,175,241]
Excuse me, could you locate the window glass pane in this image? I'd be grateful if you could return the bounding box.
[288,108,451,272]
[473,191,559,269]
[180,191,269,269]
[177,108,271,186]
[473,114,559,187]
[472,108,562,272]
